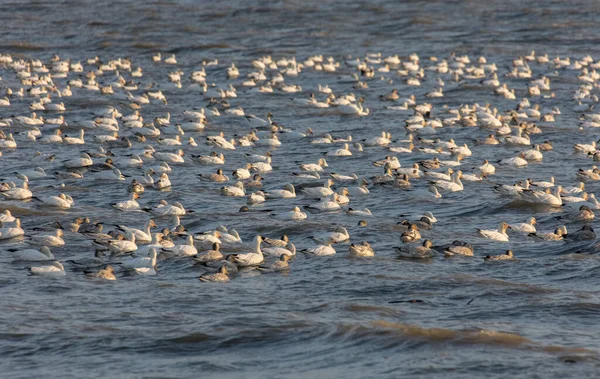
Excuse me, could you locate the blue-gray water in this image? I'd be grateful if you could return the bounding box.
[1,0,600,378]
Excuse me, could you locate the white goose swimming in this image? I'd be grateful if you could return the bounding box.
[299,158,328,172]
[62,129,85,144]
[301,179,334,198]
[265,184,296,198]
[230,236,264,266]
[145,200,186,216]
[162,235,197,257]
[30,229,65,246]
[15,167,46,180]
[313,226,350,244]
[247,191,265,204]
[1,182,32,200]
[510,217,537,233]
[270,206,307,221]
[431,170,463,192]
[477,222,511,241]
[112,192,141,210]
[0,133,17,148]
[221,182,245,197]
[95,231,138,254]
[29,261,66,277]
[116,219,156,243]
[63,153,93,168]
[262,243,296,258]
[498,153,528,167]
[154,173,172,190]
[305,194,341,212]
[348,241,375,257]
[35,193,74,208]
[122,248,157,276]
[365,131,391,146]
[521,185,563,206]
[154,149,185,163]
[11,246,55,261]
[0,219,25,240]
[302,238,336,256]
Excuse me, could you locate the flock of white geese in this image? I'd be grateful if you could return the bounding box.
[0,50,599,282]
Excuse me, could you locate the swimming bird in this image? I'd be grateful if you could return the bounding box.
[95,231,138,254]
[199,265,230,282]
[484,250,515,261]
[30,229,65,246]
[529,226,568,241]
[565,225,596,241]
[265,184,296,198]
[144,200,186,216]
[270,206,307,221]
[85,265,116,280]
[0,219,25,239]
[230,236,264,266]
[258,254,292,271]
[302,238,336,256]
[262,243,296,257]
[112,192,141,210]
[29,261,66,276]
[558,205,595,221]
[441,241,474,256]
[162,235,197,257]
[305,194,341,212]
[521,186,563,206]
[1,182,32,200]
[116,219,156,243]
[194,243,224,263]
[301,179,334,198]
[299,158,328,172]
[348,241,374,257]
[10,246,55,261]
[510,217,537,233]
[477,222,511,241]
[221,182,245,197]
[395,240,435,259]
[122,248,157,275]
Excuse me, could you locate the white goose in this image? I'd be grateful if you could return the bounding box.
[35,193,74,208]
[510,217,537,233]
[313,226,350,244]
[221,182,245,197]
[0,219,25,239]
[521,186,563,206]
[2,182,32,200]
[477,222,511,241]
[11,246,55,261]
[64,153,93,168]
[29,261,66,277]
[112,192,141,210]
[301,179,334,198]
[30,229,65,246]
[230,236,264,266]
[270,206,308,221]
[145,200,186,216]
[162,235,197,257]
[431,171,463,192]
[122,248,157,276]
[95,231,138,254]
[302,238,336,256]
[265,184,296,198]
[62,129,85,144]
[116,219,156,243]
[305,194,341,212]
